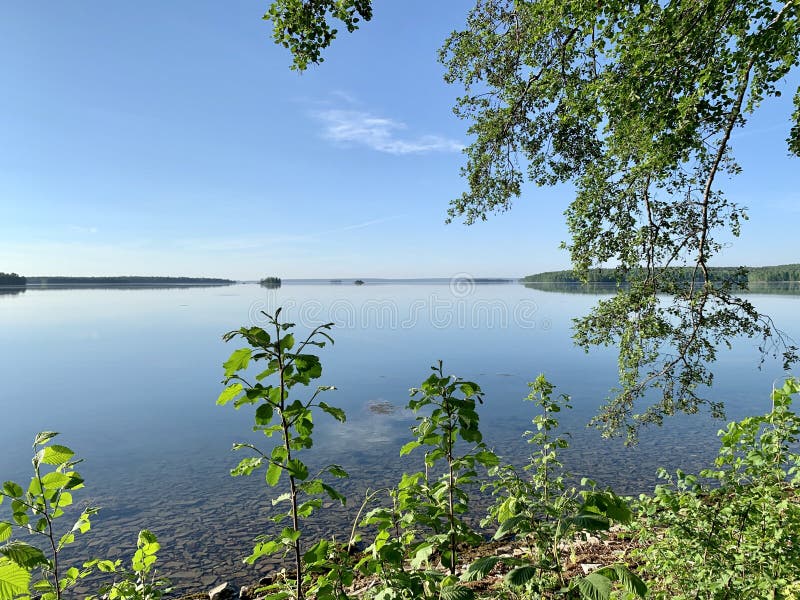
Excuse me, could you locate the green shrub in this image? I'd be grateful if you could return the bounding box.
[218,309,348,600]
[466,376,645,600]
[633,378,800,599]
[89,530,170,600]
[0,432,99,600]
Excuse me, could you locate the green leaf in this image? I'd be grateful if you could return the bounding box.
[71,509,95,534]
[0,541,49,569]
[400,440,421,456]
[255,403,274,425]
[303,540,329,564]
[32,577,54,590]
[461,556,502,582]
[297,499,320,518]
[278,334,295,352]
[409,543,435,569]
[321,484,346,505]
[439,585,475,600]
[574,573,612,600]
[327,465,348,478]
[266,461,282,486]
[40,445,74,465]
[595,565,647,598]
[63,473,84,490]
[271,493,291,505]
[570,512,610,532]
[223,348,252,377]
[10,501,27,527]
[286,459,309,481]
[280,527,300,543]
[217,383,243,406]
[583,491,632,524]
[1,483,22,499]
[318,402,346,422]
[459,382,480,397]
[0,525,10,544]
[33,432,59,446]
[231,457,263,477]
[0,557,30,600]
[245,540,281,564]
[138,529,158,548]
[474,450,500,467]
[505,565,538,588]
[41,472,71,491]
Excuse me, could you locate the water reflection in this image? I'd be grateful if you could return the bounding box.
[524,282,619,295]
[1,283,797,593]
[524,280,800,295]
[0,287,25,297]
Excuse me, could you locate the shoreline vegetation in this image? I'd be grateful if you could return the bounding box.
[523,265,800,295]
[0,276,236,289]
[523,264,800,284]
[0,272,26,286]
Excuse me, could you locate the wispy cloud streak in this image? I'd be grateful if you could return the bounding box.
[321,215,404,234]
[173,215,405,253]
[314,109,463,155]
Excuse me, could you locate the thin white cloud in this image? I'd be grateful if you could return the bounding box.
[329,90,359,105]
[314,109,463,155]
[321,215,404,234]
[172,215,405,253]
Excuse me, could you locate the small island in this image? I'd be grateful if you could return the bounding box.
[354,279,365,285]
[259,276,282,288]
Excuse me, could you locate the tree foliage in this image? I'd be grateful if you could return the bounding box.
[262,0,800,441]
[264,0,372,71]
[0,273,26,286]
[523,264,800,284]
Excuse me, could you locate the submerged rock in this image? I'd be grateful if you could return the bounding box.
[209,582,236,600]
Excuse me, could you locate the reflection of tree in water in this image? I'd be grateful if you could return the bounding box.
[747,281,800,295]
[523,282,619,295]
[524,281,800,296]
[0,287,25,297]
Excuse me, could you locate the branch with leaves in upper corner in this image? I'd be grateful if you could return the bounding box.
[262,0,800,441]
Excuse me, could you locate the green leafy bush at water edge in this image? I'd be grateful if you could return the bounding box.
[631,378,800,599]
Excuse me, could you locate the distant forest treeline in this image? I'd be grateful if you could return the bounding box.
[25,276,235,286]
[523,265,800,284]
[0,272,26,285]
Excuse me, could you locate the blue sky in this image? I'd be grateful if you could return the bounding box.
[1,1,798,279]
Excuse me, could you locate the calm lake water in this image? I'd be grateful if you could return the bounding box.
[1,283,797,591]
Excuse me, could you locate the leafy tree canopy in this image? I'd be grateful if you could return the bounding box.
[261,0,800,442]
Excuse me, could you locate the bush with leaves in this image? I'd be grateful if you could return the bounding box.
[218,309,349,600]
[89,530,170,600]
[464,376,646,599]
[633,378,800,599]
[0,432,99,600]
[353,363,499,600]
